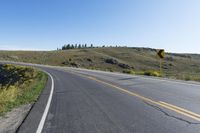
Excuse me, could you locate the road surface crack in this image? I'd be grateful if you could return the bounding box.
[143,101,200,125]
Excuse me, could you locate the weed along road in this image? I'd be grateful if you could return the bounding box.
[2,62,200,133]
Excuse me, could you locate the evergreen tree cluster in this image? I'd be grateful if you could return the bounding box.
[61,44,93,50]
[60,44,127,50]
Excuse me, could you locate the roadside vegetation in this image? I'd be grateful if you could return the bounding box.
[0,47,200,82]
[0,64,47,115]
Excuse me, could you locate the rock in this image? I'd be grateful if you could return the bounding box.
[105,58,134,69]
[118,63,134,69]
[70,62,79,67]
[61,61,70,65]
[86,58,92,62]
[105,58,118,64]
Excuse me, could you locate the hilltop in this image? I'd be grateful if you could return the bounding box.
[0,47,200,81]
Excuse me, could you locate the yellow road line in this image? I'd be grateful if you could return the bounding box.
[157,102,200,121]
[159,101,200,119]
[74,72,200,122]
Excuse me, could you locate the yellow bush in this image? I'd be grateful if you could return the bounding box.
[0,86,19,113]
[144,70,160,77]
[123,70,135,74]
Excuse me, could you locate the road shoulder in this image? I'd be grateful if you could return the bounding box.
[16,75,52,133]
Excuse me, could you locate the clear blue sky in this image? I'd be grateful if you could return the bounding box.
[0,0,199,53]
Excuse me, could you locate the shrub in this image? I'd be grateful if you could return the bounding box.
[184,76,191,81]
[0,64,47,115]
[144,71,160,77]
[123,70,135,74]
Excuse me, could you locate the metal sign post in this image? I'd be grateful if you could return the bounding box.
[160,58,162,76]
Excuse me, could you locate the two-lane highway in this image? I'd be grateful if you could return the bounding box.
[3,62,199,133]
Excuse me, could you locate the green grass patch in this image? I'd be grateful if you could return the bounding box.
[0,64,47,115]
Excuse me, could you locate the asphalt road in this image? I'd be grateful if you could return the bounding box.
[2,62,200,133]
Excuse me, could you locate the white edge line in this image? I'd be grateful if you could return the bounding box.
[36,71,54,133]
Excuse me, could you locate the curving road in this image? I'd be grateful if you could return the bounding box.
[2,62,200,133]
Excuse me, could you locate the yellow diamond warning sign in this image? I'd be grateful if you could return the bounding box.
[157,49,165,59]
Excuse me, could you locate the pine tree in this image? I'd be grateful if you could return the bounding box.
[78,44,81,48]
[71,44,74,49]
[90,44,93,48]
[66,44,70,49]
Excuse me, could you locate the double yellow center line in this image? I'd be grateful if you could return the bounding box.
[73,71,200,122]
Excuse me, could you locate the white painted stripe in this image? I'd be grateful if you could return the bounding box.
[36,71,54,133]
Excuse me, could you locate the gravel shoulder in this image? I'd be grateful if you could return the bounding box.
[0,104,33,133]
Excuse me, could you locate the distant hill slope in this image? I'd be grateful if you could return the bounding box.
[0,47,200,81]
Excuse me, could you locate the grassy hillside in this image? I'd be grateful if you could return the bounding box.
[0,64,47,115]
[0,47,200,81]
